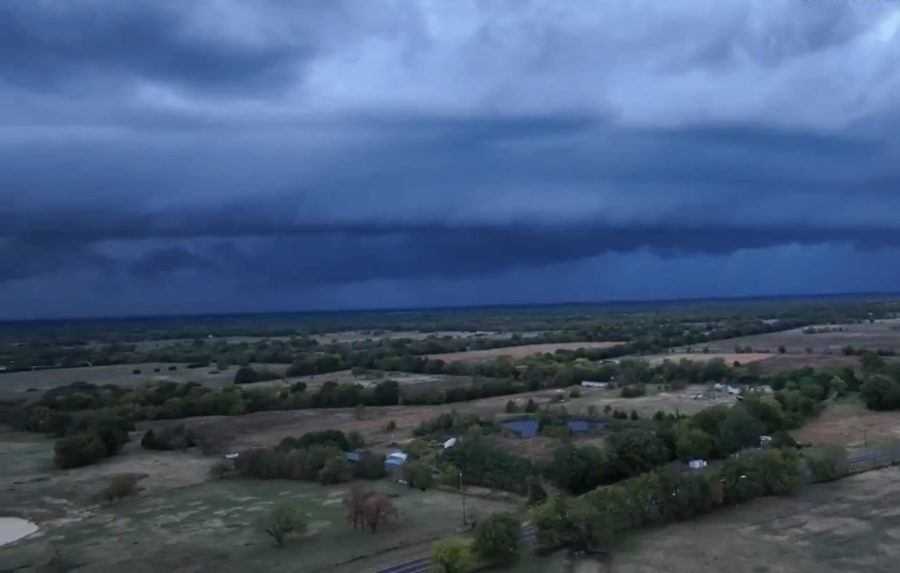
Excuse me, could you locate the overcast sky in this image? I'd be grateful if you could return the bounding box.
[3,0,900,319]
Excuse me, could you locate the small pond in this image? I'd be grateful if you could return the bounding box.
[501,418,540,438]
[501,417,608,438]
[0,517,38,547]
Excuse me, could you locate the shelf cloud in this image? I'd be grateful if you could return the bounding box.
[3,0,900,317]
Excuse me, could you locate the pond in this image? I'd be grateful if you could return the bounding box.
[566,418,608,434]
[501,418,540,438]
[0,517,38,547]
[501,417,608,439]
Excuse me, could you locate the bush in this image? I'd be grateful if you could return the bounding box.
[100,474,140,502]
[353,452,387,480]
[318,455,352,484]
[404,461,435,491]
[433,538,475,573]
[473,512,520,565]
[861,375,900,410]
[54,432,108,469]
[805,446,849,482]
[263,503,307,547]
[141,425,195,451]
[620,384,646,398]
[279,430,351,452]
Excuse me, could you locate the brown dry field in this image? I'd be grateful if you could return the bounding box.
[792,398,900,449]
[700,319,900,355]
[427,341,624,363]
[607,466,900,573]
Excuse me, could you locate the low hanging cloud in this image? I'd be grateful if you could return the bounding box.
[3,0,900,317]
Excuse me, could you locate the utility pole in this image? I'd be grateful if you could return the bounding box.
[459,470,467,528]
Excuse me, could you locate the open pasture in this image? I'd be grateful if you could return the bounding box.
[605,465,900,573]
[0,476,518,573]
[0,362,287,398]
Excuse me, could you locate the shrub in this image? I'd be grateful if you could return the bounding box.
[54,432,108,469]
[473,512,520,565]
[353,452,387,480]
[100,474,140,502]
[141,425,195,451]
[805,446,849,482]
[318,455,352,485]
[432,538,475,573]
[263,503,307,547]
[279,430,351,452]
[404,461,435,491]
[620,384,646,398]
[861,375,900,410]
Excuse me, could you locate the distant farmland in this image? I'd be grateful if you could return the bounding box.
[426,341,624,363]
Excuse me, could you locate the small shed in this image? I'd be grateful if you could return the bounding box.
[385,451,408,472]
[688,459,708,470]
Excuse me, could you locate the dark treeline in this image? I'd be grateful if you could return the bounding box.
[4,295,899,373]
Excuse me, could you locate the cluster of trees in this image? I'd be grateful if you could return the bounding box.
[235,430,385,484]
[432,512,522,573]
[442,433,534,494]
[532,448,802,554]
[855,352,900,410]
[413,411,495,438]
[542,389,828,496]
[233,365,283,384]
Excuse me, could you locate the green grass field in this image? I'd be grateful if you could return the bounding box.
[1,477,519,572]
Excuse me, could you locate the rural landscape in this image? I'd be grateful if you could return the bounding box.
[4,296,900,571]
[5,1,900,572]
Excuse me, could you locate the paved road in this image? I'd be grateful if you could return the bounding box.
[375,525,537,573]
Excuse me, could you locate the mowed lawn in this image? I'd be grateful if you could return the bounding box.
[0,478,519,573]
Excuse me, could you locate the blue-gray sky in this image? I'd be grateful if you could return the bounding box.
[3,0,900,319]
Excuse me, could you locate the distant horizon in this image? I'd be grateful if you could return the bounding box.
[4,289,898,325]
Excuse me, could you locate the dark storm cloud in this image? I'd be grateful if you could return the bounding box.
[3,0,900,317]
[0,1,314,93]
